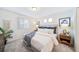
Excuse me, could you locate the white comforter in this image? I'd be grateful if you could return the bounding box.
[31,32,58,52]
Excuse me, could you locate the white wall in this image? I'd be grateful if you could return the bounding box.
[38,8,76,26]
[0,17,3,28]
[76,8,79,51]
[0,8,36,40]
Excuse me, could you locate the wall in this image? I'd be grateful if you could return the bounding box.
[0,17,3,28]
[38,8,76,27]
[0,17,4,34]
[0,8,36,40]
[76,8,79,51]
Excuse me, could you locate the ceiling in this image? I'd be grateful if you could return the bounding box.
[1,7,74,18]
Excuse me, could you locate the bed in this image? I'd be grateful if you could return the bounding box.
[24,26,59,52]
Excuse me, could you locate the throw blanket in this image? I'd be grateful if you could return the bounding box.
[24,31,36,46]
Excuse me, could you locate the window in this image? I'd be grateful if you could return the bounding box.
[18,17,29,29]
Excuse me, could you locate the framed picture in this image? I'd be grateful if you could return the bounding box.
[59,17,71,27]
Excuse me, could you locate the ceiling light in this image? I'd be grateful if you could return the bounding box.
[44,19,47,23]
[48,18,53,23]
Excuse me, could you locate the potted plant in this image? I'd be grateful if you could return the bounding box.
[0,27,13,44]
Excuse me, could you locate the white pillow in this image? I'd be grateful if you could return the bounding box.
[38,28,54,34]
[48,29,54,34]
[38,29,45,32]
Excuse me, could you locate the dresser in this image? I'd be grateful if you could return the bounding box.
[58,33,72,46]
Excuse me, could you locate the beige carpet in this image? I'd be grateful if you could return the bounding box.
[53,44,74,52]
[4,39,74,52]
[4,39,33,52]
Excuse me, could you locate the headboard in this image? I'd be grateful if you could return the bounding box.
[38,26,57,34]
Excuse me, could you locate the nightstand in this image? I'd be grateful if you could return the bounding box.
[58,33,72,46]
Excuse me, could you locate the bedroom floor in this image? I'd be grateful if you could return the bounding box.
[4,38,74,52]
[4,39,33,52]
